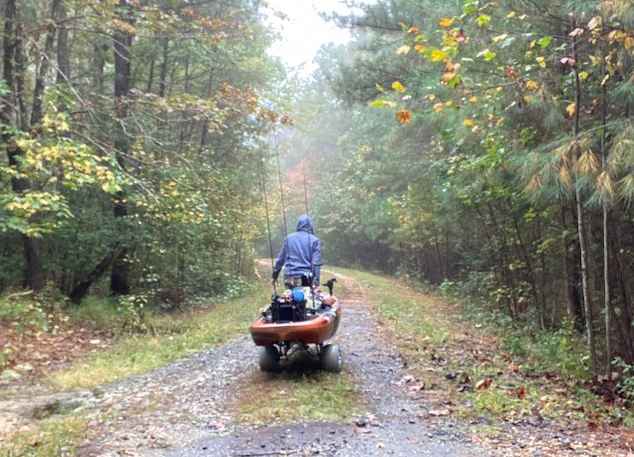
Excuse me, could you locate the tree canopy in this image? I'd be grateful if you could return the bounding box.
[3,0,634,377]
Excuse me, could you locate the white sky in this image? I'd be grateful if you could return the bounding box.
[264,0,355,72]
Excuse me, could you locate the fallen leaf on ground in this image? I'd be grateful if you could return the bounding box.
[408,382,425,391]
[429,408,451,416]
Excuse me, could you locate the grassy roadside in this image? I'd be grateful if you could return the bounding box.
[336,268,634,434]
[49,288,268,390]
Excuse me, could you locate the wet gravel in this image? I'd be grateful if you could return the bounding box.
[70,274,498,456]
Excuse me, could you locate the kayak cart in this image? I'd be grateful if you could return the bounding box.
[250,277,342,372]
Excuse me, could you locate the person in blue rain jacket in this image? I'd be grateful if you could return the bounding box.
[271,214,322,289]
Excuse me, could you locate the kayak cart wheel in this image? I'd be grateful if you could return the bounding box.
[321,344,342,373]
[258,346,280,372]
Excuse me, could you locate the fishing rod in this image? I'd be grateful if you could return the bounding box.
[258,145,275,287]
[274,130,288,238]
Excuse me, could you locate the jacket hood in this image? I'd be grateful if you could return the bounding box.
[296,214,313,234]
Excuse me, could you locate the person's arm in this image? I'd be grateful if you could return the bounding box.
[272,240,287,284]
[312,238,322,286]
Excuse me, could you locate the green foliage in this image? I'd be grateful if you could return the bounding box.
[613,357,634,403]
[439,279,459,302]
[0,0,283,304]
[115,294,150,333]
[64,296,120,330]
[0,294,52,333]
[501,318,591,380]
[301,0,634,376]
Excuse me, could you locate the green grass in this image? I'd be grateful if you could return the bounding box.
[235,369,361,424]
[49,288,269,390]
[334,268,450,344]
[0,415,89,457]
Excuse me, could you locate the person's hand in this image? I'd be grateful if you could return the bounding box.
[270,278,277,288]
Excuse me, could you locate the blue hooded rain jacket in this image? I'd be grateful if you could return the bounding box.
[272,214,322,286]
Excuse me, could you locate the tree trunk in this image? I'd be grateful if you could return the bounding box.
[511,211,544,328]
[93,43,106,92]
[1,0,44,293]
[31,0,61,128]
[561,201,583,330]
[607,220,634,364]
[56,0,70,84]
[159,37,169,97]
[110,0,134,296]
[70,244,124,304]
[571,17,597,374]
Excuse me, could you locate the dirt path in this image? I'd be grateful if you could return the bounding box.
[51,273,492,457]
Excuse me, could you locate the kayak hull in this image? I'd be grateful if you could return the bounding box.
[250,298,341,347]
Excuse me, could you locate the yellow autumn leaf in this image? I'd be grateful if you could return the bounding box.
[445,100,453,106]
[566,103,576,117]
[433,102,444,114]
[441,72,456,83]
[439,17,454,27]
[507,11,516,19]
[463,119,475,126]
[469,96,477,103]
[392,81,406,93]
[569,28,584,37]
[536,56,546,68]
[587,16,602,30]
[430,49,448,61]
[414,44,426,53]
[526,80,539,91]
[396,45,411,55]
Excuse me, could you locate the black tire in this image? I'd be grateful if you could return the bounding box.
[321,344,342,372]
[258,346,280,372]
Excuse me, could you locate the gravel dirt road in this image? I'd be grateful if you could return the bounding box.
[72,273,496,457]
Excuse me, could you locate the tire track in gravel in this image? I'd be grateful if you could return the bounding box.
[81,273,497,457]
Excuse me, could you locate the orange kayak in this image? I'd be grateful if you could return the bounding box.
[250,294,341,347]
